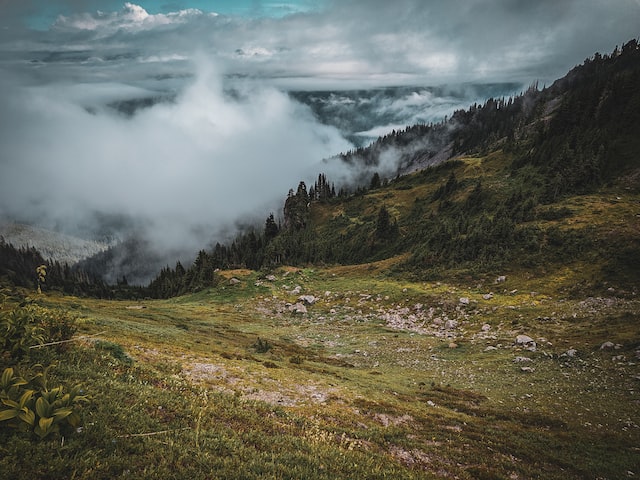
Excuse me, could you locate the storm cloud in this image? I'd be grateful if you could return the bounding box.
[0,0,638,279]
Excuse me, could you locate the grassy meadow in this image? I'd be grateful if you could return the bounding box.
[2,257,639,479]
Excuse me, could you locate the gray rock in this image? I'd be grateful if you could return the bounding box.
[484,346,498,352]
[288,303,307,314]
[496,275,506,283]
[481,323,491,332]
[229,277,241,285]
[459,297,470,305]
[516,334,537,352]
[266,275,277,281]
[298,295,317,305]
[514,356,533,363]
[482,293,493,300]
[516,334,535,345]
[520,366,535,373]
[444,319,458,330]
[564,349,577,357]
[600,341,616,350]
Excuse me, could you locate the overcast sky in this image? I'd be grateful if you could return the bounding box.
[0,0,638,276]
[2,0,638,87]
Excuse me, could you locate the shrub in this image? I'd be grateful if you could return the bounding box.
[38,308,78,352]
[0,305,44,363]
[253,337,272,353]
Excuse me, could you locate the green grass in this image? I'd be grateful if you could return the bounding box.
[2,264,639,479]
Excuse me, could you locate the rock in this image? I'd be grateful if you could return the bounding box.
[291,285,302,294]
[514,356,533,363]
[496,275,506,283]
[484,346,498,352]
[482,293,493,300]
[229,277,241,285]
[600,341,616,350]
[298,295,317,305]
[459,297,470,305]
[515,334,537,351]
[481,324,491,332]
[448,342,459,349]
[564,349,577,357]
[516,334,535,345]
[520,366,535,373]
[266,275,277,281]
[288,303,307,314]
[444,319,458,330]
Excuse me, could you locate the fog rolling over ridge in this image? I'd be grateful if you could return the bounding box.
[1,1,638,283]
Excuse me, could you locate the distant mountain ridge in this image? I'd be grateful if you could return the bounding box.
[0,222,111,266]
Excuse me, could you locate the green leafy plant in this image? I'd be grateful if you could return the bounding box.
[0,364,87,439]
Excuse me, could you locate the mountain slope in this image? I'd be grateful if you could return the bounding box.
[146,40,640,298]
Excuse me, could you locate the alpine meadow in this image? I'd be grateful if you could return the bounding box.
[1,2,640,479]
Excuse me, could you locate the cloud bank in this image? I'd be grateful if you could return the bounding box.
[0,57,350,258]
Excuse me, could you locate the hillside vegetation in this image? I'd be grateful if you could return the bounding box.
[146,40,640,299]
[1,41,640,479]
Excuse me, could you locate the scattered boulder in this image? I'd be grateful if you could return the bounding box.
[444,319,458,330]
[482,293,493,300]
[459,297,470,305]
[563,349,578,358]
[520,366,535,373]
[514,356,533,363]
[448,342,459,349]
[298,295,317,305]
[266,275,277,282]
[288,303,307,314]
[600,341,616,350]
[481,324,491,332]
[516,334,535,345]
[515,334,537,351]
[291,285,302,295]
[496,275,506,283]
[484,346,498,352]
[229,277,241,285]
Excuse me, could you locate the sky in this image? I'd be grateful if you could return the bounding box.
[0,0,638,280]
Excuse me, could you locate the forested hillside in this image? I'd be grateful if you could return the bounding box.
[147,40,640,298]
[3,41,638,299]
